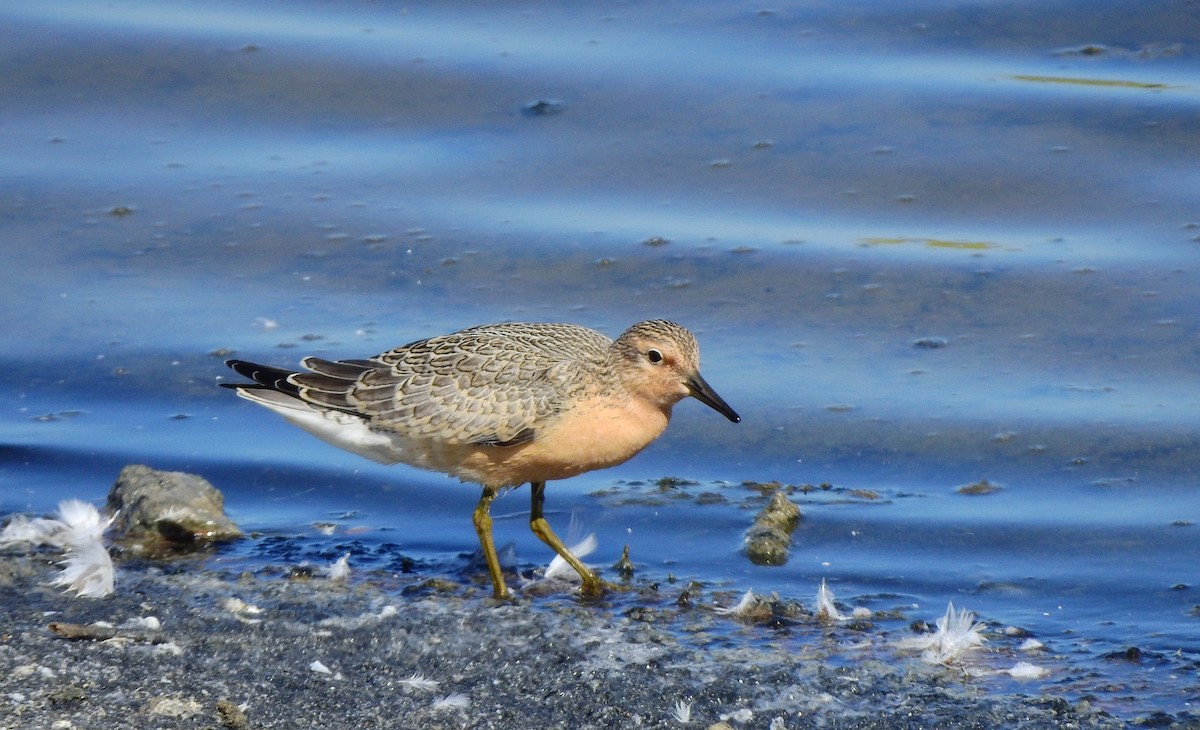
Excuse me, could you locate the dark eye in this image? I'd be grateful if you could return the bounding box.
[646,349,663,364]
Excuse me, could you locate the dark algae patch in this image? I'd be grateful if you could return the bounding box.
[1011,74,1173,89]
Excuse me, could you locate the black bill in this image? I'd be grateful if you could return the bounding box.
[686,373,741,423]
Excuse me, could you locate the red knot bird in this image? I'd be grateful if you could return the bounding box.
[223,319,740,598]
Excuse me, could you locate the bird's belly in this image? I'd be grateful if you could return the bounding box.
[450,400,671,487]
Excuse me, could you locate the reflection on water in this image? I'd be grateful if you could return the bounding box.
[2,0,1199,720]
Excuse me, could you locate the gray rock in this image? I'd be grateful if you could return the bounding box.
[106,464,242,546]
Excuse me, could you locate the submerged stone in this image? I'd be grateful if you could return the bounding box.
[744,492,802,566]
[957,479,1003,495]
[612,544,635,578]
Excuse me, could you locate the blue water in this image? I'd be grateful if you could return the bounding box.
[2,0,1198,720]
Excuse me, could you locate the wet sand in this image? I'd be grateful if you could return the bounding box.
[0,548,1133,730]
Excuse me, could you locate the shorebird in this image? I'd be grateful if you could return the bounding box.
[223,319,740,598]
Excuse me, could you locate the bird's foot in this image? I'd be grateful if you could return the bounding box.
[579,574,628,599]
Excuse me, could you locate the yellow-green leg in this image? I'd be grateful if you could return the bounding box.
[472,486,510,599]
[528,481,605,597]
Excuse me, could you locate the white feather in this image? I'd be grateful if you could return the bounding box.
[544,533,597,580]
[0,515,68,547]
[816,579,843,621]
[326,553,351,581]
[898,602,987,664]
[397,674,440,691]
[51,539,115,598]
[713,588,758,616]
[670,699,693,724]
[56,500,114,546]
[432,693,470,710]
[309,660,332,674]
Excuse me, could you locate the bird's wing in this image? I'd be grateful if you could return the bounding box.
[291,325,605,447]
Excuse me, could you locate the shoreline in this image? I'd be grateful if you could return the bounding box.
[0,548,1130,730]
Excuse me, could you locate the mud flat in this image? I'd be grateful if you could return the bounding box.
[0,550,1128,730]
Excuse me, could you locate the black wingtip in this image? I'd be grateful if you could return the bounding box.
[221,359,301,396]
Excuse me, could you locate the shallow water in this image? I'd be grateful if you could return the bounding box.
[2,0,1199,721]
